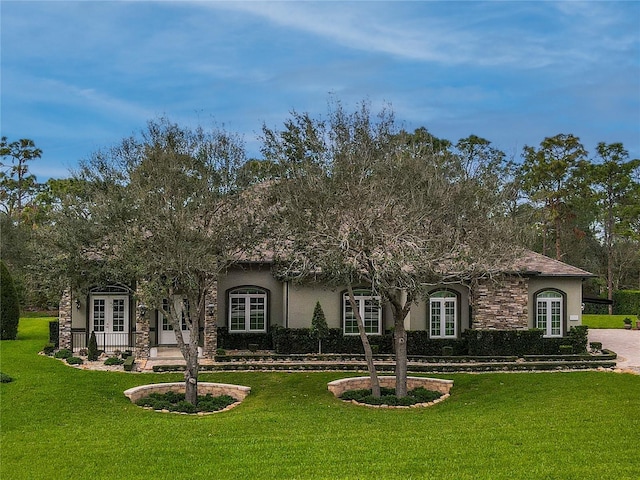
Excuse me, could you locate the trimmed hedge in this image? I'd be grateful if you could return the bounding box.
[613,290,640,315]
[463,325,589,356]
[217,325,589,356]
[216,327,273,351]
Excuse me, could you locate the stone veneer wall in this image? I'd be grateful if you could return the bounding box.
[203,282,218,359]
[472,276,529,330]
[123,382,251,403]
[135,285,150,359]
[58,288,72,350]
[327,376,453,398]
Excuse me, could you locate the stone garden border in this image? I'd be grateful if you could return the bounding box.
[327,376,453,409]
[124,382,251,414]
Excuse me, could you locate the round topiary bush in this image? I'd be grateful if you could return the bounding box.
[0,261,20,340]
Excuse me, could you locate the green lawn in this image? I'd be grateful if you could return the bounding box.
[583,314,636,329]
[2,318,639,480]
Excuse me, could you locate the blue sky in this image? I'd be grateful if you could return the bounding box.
[2,1,639,181]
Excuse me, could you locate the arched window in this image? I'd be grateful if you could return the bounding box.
[535,290,564,337]
[343,289,382,335]
[429,290,458,339]
[228,287,268,333]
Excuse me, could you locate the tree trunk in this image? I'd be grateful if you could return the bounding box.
[346,284,380,397]
[184,348,199,405]
[394,318,408,397]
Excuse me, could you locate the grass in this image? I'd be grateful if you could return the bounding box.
[582,314,636,329]
[2,317,639,480]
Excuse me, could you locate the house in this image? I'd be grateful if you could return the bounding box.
[57,250,592,358]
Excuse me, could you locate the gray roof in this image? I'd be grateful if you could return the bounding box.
[514,251,593,277]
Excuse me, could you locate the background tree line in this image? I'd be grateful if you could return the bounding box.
[1,115,639,312]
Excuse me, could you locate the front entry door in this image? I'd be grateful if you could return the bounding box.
[90,295,129,349]
[158,299,191,345]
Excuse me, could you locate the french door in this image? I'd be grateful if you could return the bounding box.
[90,295,129,349]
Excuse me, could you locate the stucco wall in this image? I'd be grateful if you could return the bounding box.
[217,264,284,327]
[409,284,470,332]
[528,276,583,330]
[286,284,394,332]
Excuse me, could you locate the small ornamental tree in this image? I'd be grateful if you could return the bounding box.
[0,260,20,340]
[310,301,329,354]
[87,330,99,361]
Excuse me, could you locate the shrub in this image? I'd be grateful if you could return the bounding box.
[135,391,236,413]
[104,357,124,366]
[559,345,573,354]
[123,356,135,371]
[0,372,14,383]
[87,331,99,361]
[217,326,273,350]
[54,349,73,359]
[48,321,59,347]
[310,301,329,353]
[465,329,544,356]
[43,343,56,355]
[0,260,20,340]
[613,290,640,315]
[589,342,602,352]
[339,386,442,406]
[215,348,226,356]
[66,356,83,365]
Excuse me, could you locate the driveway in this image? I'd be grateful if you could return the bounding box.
[588,329,640,374]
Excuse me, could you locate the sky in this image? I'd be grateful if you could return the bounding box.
[1,0,639,181]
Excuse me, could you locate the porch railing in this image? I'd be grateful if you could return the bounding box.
[71,331,139,354]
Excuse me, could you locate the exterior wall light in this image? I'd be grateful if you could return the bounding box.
[75,298,81,310]
[138,303,147,317]
[207,303,215,316]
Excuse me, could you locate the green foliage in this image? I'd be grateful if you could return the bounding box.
[65,356,83,365]
[0,260,20,340]
[48,321,59,346]
[54,349,72,359]
[0,372,14,383]
[310,301,329,353]
[340,386,442,406]
[589,342,602,352]
[216,327,273,350]
[42,343,55,355]
[613,290,640,315]
[559,345,573,354]
[135,391,236,413]
[87,331,99,361]
[310,301,329,337]
[465,329,544,356]
[123,355,135,371]
[215,348,227,356]
[103,357,124,366]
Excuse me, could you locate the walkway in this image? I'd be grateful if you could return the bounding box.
[588,329,640,374]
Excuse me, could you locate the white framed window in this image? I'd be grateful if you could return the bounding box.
[536,290,563,337]
[228,287,267,333]
[429,291,457,339]
[343,289,382,335]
